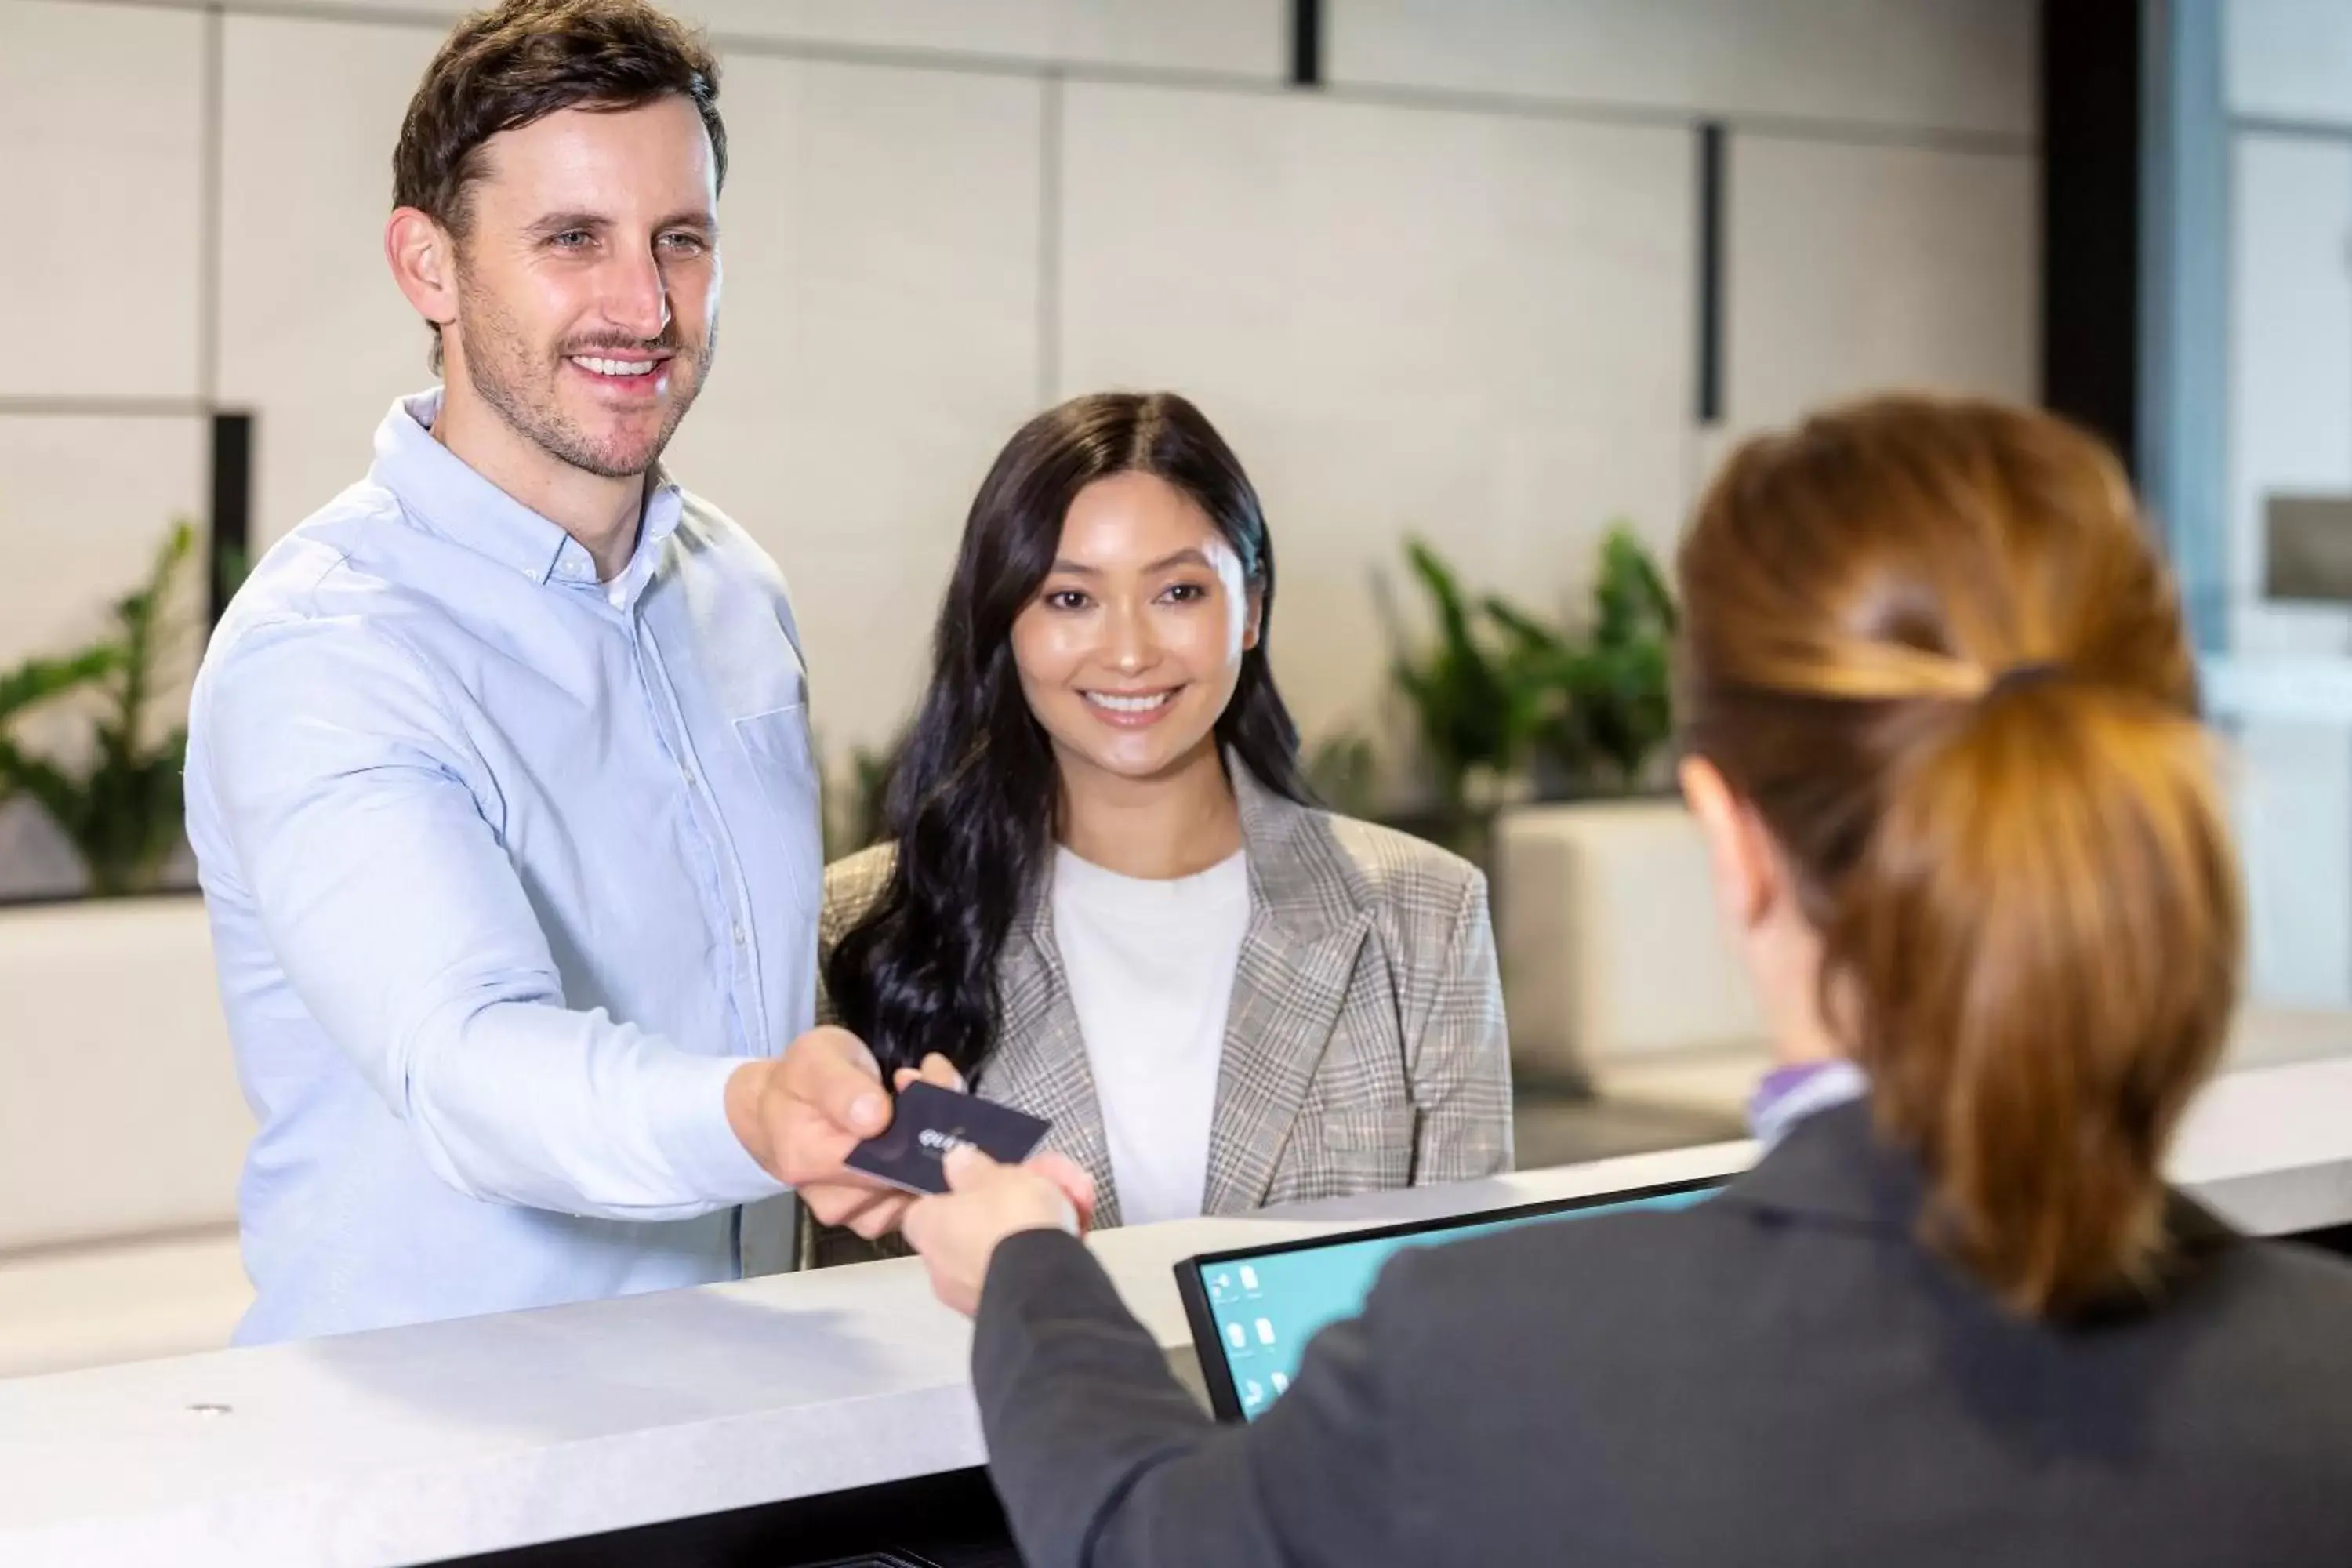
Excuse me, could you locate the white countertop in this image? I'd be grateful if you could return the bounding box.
[5,1056,2351,1568]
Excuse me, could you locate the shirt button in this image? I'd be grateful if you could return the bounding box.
[731,922,746,948]
[681,767,699,790]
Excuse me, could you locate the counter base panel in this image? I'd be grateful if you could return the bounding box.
[439,1465,1014,1568]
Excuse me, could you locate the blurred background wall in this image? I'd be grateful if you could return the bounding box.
[0,0,2045,1374]
[0,0,2040,891]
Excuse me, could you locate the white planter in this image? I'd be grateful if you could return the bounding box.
[1493,799,1769,1100]
[0,893,249,1252]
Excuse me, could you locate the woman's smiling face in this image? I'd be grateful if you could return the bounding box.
[1010,470,1261,789]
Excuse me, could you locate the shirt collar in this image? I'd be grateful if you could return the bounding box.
[1747,1057,1869,1149]
[368,388,684,590]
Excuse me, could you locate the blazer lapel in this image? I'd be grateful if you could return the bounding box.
[1201,905,1372,1214]
[977,894,1126,1229]
[1200,761,1374,1215]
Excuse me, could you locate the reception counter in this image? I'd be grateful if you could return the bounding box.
[5,1054,2352,1567]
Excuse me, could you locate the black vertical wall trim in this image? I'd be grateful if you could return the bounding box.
[2041,0,2141,470]
[208,412,252,626]
[1290,0,1323,88]
[1696,122,1726,426]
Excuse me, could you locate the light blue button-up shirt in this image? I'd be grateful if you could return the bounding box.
[187,391,819,1344]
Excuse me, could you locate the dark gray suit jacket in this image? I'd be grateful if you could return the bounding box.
[973,1100,2352,1567]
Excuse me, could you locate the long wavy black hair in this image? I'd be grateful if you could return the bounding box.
[826,390,1313,1082]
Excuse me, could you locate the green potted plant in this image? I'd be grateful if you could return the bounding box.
[1385,528,1680,861]
[0,521,201,897]
[1487,525,1678,800]
[1388,538,1548,855]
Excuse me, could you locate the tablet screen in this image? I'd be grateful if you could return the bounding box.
[1177,1180,1717,1421]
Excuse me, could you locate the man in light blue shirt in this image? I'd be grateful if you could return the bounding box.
[187,0,926,1343]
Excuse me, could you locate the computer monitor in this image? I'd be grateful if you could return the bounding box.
[1174,1178,1720,1421]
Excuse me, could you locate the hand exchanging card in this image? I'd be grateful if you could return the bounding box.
[902,1145,1100,1317]
[725,1032,988,1241]
[847,1075,1098,1316]
[735,1031,1091,1275]
[845,1081,1052,1195]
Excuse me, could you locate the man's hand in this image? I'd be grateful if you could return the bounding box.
[902,1147,1099,1316]
[725,1027,963,1240]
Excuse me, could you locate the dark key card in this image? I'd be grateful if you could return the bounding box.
[843,1081,1052,1196]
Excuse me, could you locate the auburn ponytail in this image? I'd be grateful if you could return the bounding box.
[1841,677,2238,1312]
[1678,396,2244,1318]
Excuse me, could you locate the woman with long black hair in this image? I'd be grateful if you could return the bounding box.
[808,390,1511,1260]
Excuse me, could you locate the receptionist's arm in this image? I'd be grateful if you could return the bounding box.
[905,1151,1412,1568]
[975,1228,1403,1568]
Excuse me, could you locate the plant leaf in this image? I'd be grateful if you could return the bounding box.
[0,647,121,723]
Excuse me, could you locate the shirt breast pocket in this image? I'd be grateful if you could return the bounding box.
[734,702,822,915]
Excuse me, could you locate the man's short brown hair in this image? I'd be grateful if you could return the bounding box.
[392,0,727,369]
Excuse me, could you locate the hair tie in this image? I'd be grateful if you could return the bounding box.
[1984,661,2066,699]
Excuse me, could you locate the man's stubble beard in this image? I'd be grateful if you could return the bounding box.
[453,270,717,481]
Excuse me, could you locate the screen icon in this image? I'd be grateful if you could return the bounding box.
[1242,1379,1265,1410]
[1270,1372,1289,1394]
[1239,1265,1259,1293]
[1255,1317,1276,1346]
[1225,1322,1247,1352]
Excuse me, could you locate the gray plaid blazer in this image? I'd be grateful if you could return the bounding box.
[795,759,1512,1268]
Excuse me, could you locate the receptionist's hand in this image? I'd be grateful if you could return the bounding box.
[903,1146,1098,1316]
[726,1029,964,1240]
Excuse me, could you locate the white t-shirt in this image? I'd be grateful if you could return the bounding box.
[1051,844,1251,1226]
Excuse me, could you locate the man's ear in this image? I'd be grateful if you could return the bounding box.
[386,208,458,336]
[1679,755,1779,930]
